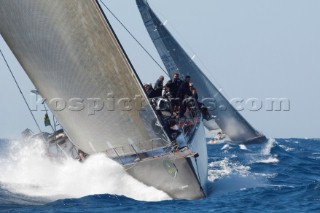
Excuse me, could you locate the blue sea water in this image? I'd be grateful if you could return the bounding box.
[0,138,319,213]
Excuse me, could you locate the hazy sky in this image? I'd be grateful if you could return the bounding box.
[0,0,319,139]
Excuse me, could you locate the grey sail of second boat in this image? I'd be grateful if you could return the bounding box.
[136,0,266,144]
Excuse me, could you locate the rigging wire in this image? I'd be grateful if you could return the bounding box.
[0,49,42,133]
[98,0,169,78]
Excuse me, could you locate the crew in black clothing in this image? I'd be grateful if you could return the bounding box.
[177,75,192,100]
[149,73,204,119]
[170,72,182,98]
[177,75,192,117]
[164,72,182,114]
[189,82,211,120]
[162,82,171,98]
[189,83,198,101]
[167,119,180,140]
[143,83,157,98]
[164,73,182,97]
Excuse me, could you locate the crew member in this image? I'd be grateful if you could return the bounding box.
[154,75,164,97]
[177,75,192,117]
[167,119,187,150]
[144,83,156,98]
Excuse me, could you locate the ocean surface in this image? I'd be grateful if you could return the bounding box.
[0,138,319,212]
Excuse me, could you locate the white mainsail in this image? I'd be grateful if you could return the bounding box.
[0,0,170,154]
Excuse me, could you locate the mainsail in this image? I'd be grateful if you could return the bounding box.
[136,0,265,143]
[0,0,170,154]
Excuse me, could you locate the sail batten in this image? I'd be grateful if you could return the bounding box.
[136,0,265,143]
[0,0,169,154]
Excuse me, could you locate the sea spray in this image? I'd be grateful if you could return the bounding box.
[207,157,265,195]
[207,140,274,194]
[208,158,251,182]
[261,138,276,155]
[257,138,279,164]
[0,139,171,202]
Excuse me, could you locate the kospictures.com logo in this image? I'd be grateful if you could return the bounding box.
[29,93,290,115]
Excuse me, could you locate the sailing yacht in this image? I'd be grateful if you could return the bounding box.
[0,0,266,200]
[136,0,266,144]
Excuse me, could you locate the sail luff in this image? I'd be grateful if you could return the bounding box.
[0,0,170,154]
[136,0,265,143]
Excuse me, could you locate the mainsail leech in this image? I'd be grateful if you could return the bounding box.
[136,0,266,143]
[0,0,170,154]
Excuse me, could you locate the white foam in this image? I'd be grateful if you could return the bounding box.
[239,144,247,150]
[0,140,171,202]
[210,173,265,194]
[221,144,230,150]
[279,144,295,152]
[208,157,269,195]
[208,158,250,182]
[253,172,277,178]
[256,156,279,164]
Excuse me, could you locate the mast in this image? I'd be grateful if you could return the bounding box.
[136,0,266,143]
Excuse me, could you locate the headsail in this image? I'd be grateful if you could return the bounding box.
[0,0,170,154]
[136,0,266,143]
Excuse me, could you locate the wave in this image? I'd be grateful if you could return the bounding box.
[0,139,170,202]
